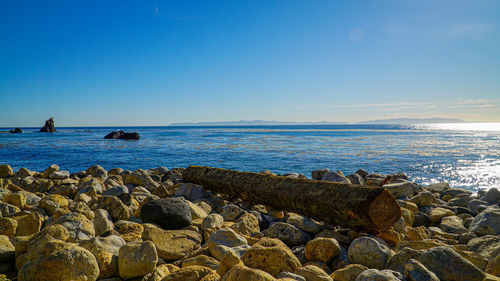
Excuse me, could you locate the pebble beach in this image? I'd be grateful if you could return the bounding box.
[0,164,499,281]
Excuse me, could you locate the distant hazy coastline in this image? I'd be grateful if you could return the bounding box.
[170,118,465,126]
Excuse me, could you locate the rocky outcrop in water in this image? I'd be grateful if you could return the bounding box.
[104,130,140,140]
[9,128,22,134]
[39,118,56,132]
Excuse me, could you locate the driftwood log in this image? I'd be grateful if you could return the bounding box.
[183,166,401,233]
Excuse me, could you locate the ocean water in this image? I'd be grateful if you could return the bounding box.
[1,123,499,192]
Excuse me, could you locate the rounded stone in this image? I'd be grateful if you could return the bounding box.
[118,240,158,279]
[140,198,192,230]
[263,222,311,247]
[347,237,393,270]
[305,237,340,263]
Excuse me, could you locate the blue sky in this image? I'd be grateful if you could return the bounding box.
[1,0,499,126]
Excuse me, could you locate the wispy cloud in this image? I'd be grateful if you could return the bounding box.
[444,22,498,41]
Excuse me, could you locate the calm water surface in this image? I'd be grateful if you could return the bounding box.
[1,123,499,192]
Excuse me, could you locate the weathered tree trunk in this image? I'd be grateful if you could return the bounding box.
[183,166,401,234]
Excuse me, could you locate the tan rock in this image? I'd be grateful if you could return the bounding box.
[404,259,439,281]
[182,254,220,271]
[51,212,95,242]
[347,237,393,270]
[18,241,99,281]
[142,263,177,281]
[93,209,115,236]
[142,224,202,261]
[305,237,340,263]
[400,208,415,227]
[231,212,260,236]
[296,265,333,281]
[222,264,276,281]
[3,193,26,209]
[241,237,301,277]
[395,239,446,251]
[0,235,15,262]
[79,235,126,278]
[115,220,143,242]
[39,194,68,215]
[405,226,431,241]
[330,264,368,281]
[377,229,404,247]
[0,217,17,238]
[15,212,43,236]
[486,251,500,276]
[164,265,220,281]
[0,165,13,178]
[429,207,455,223]
[186,200,208,220]
[217,249,243,276]
[118,240,158,279]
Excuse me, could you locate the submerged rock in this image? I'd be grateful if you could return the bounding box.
[10,128,22,133]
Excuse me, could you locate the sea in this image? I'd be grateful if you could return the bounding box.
[1,123,499,192]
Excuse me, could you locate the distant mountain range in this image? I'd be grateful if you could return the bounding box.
[170,118,465,126]
[357,118,465,125]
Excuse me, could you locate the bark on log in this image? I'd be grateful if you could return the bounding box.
[183,165,401,234]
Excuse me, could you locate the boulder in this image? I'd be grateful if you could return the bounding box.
[263,222,312,247]
[182,254,220,271]
[140,197,192,230]
[18,241,99,281]
[142,224,202,261]
[355,269,401,281]
[222,264,275,281]
[175,183,206,201]
[51,212,95,242]
[79,235,126,278]
[118,240,158,279]
[10,128,22,133]
[312,169,330,180]
[469,207,500,236]
[418,246,485,281]
[241,237,301,277]
[96,196,130,221]
[286,213,323,234]
[163,265,219,281]
[409,191,435,208]
[305,237,340,263]
[0,235,15,262]
[321,171,351,184]
[383,181,418,198]
[387,247,424,273]
[423,182,449,193]
[93,209,115,236]
[104,130,140,140]
[481,188,500,203]
[440,215,467,234]
[347,237,393,270]
[296,265,333,281]
[231,212,260,236]
[429,207,455,223]
[404,259,439,281]
[0,165,14,178]
[330,264,368,281]
[39,118,56,132]
[86,165,108,180]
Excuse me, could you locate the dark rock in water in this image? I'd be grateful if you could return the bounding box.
[140,197,192,230]
[10,128,22,133]
[104,130,140,140]
[39,118,56,132]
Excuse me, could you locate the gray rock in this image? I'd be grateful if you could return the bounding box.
[469,207,500,236]
[86,165,108,180]
[277,272,306,281]
[175,183,206,201]
[286,213,323,234]
[355,169,369,178]
[481,188,500,203]
[418,246,485,281]
[467,235,500,259]
[347,174,364,185]
[139,197,192,230]
[49,170,70,180]
[201,213,224,231]
[312,169,330,180]
[221,204,244,221]
[387,247,424,273]
[322,171,351,184]
[356,269,401,281]
[263,222,312,247]
[347,237,393,270]
[383,181,418,198]
[423,182,449,193]
[409,191,435,207]
[102,185,129,197]
[440,215,467,234]
[467,199,489,215]
[404,259,439,281]
[440,188,472,199]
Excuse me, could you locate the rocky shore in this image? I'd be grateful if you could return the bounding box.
[0,164,499,281]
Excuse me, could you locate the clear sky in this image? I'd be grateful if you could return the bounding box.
[1,0,499,126]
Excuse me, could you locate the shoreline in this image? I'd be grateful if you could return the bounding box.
[0,164,499,280]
